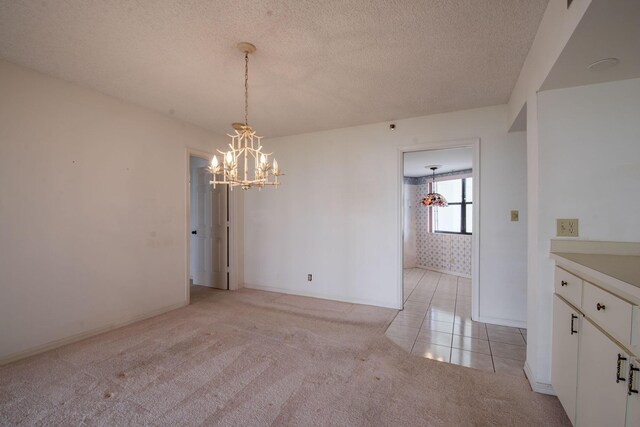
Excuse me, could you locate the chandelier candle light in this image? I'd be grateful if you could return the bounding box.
[209,42,282,190]
[421,166,448,207]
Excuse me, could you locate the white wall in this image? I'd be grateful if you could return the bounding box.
[506,0,593,393]
[243,105,528,325]
[508,0,591,129]
[403,183,417,268]
[530,77,640,387]
[539,79,640,243]
[0,60,225,361]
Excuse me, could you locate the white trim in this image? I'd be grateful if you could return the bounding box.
[397,149,405,309]
[471,140,481,321]
[397,138,481,319]
[524,361,556,395]
[0,301,187,366]
[476,315,527,329]
[245,284,400,310]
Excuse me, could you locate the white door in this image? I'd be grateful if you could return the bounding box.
[190,160,227,289]
[552,295,581,425]
[577,318,629,427]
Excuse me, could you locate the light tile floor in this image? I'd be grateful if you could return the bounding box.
[385,268,527,377]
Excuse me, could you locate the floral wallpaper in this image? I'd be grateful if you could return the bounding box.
[409,181,472,277]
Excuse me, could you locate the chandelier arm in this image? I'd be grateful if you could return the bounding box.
[245,145,249,183]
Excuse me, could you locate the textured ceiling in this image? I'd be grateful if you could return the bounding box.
[541,0,640,91]
[0,0,548,138]
[404,148,472,177]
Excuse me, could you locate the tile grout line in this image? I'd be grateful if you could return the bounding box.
[409,272,435,352]
[448,275,460,362]
[388,268,426,335]
[411,271,441,354]
[487,324,496,373]
[404,268,426,303]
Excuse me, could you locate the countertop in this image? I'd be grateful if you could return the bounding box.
[551,252,640,290]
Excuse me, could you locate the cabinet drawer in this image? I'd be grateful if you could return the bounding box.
[583,281,636,347]
[555,267,582,308]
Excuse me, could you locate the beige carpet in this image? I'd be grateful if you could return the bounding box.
[0,287,569,426]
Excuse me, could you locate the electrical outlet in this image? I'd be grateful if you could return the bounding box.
[307,274,312,282]
[557,219,579,237]
[510,210,519,222]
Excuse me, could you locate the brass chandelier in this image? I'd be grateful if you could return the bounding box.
[209,42,282,190]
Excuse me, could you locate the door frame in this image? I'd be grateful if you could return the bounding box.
[185,148,242,303]
[397,138,480,320]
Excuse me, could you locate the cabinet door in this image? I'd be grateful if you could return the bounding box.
[552,295,581,425]
[627,359,640,427]
[577,318,629,427]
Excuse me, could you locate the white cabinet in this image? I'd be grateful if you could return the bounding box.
[627,358,640,427]
[576,318,630,427]
[582,281,636,348]
[555,267,583,308]
[551,264,640,426]
[552,295,581,425]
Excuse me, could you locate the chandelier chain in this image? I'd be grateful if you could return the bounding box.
[244,52,249,127]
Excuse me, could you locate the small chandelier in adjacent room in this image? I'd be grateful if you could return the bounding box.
[209,42,282,190]
[421,166,448,207]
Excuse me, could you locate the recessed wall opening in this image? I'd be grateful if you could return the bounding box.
[387,142,528,373]
[403,148,474,279]
[187,153,229,300]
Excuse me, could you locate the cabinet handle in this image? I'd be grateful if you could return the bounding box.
[596,303,606,311]
[629,365,639,395]
[561,280,568,287]
[617,354,627,383]
[570,314,578,335]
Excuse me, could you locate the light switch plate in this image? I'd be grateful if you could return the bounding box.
[557,218,579,237]
[510,210,519,222]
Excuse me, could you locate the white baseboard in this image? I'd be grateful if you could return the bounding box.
[524,361,555,395]
[244,284,401,310]
[475,314,527,329]
[416,265,471,279]
[0,300,188,366]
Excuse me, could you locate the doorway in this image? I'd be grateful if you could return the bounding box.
[188,153,228,295]
[387,141,529,376]
[401,147,475,330]
[398,142,480,315]
[403,147,474,284]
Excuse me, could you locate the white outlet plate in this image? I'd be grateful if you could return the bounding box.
[557,218,579,237]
